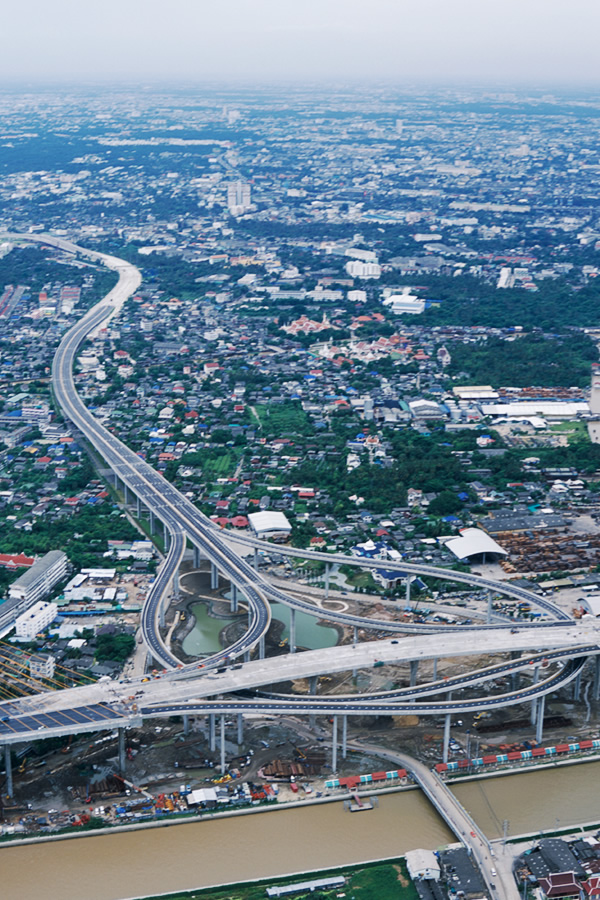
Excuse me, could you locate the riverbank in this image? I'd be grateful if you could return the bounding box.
[0,790,451,900]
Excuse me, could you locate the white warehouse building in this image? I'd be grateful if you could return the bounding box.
[15,601,58,640]
[248,511,292,541]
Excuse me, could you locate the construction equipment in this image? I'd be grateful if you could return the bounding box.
[113,774,154,800]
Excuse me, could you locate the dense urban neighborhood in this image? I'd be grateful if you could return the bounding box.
[3,85,600,900]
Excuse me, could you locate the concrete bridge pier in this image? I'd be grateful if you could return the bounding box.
[324,564,331,599]
[289,608,296,654]
[258,636,265,659]
[487,591,493,625]
[410,660,419,687]
[237,714,243,746]
[136,496,141,518]
[573,669,582,702]
[331,715,338,773]
[183,715,190,736]
[536,693,546,744]
[164,525,170,551]
[230,584,238,614]
[4,745,12,798]
[405,577,411,604]
[118,728,126,772]
[149,511,155,534]
[253,549,259,571]
[124,484,131,505]
[594,656,600,702]
[510,651,521,691]
[193,546,201,568]
[220,716,226,774]
[443,693,453,764]
[309,676,318,695]
[209,714,216,752]
[210,563,219,591]
[531,666,541,725]
[432,657,438,681]
[244,650,250,663]
[342,715,348,759]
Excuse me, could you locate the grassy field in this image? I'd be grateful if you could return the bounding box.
[138,860,419,900]
[549,421,588,442]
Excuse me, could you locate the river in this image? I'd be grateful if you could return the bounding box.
[4,761,600,900]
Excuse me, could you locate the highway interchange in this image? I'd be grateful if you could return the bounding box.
[0,231,597,732]
[1,233,598,899]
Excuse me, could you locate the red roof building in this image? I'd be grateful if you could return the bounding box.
[539,873,581,898]
[0,553,35,569]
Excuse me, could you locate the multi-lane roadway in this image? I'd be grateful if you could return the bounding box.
[0,233,594,733]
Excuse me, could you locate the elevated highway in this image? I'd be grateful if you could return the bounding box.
[0,230,596,755]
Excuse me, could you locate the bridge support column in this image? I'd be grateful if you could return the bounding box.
[253,549,259,571]
[573,670,582,702]
[331,715,338,773]
[136,496,141,518]
[118,728,126,773]
[4,745,12,799]
[209,714,216,752]
[183,715,190,736]
[237,714,243,746]
[149,512,155,534]
[124,484,130,505]
[443,693,453,765]
[230,584,238,614]
[432,658,438,681]
[536,693,546,745]
[342,715,348,759]
[210,563,219,591]
[193,547,200,568]
[410,660,419,687]
[309,676,318,695]
[289,609,296,654]
[220,716,226,774]
[405,577,411,604]
[594,657,600,702]
[531,666,541,725]
[324,564,331,599]
[258,636,265,659]
[487,591,493,625]
[244,650,250,663]
[511,651,521,691]
[164,525,170,551]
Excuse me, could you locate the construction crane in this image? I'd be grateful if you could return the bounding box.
[113,774,154,800]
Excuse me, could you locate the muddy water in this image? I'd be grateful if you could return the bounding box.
[5,761,600,900]
[1,793,452,900]
[453,759,600,839]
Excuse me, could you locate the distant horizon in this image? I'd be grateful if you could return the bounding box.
[2,79,600,95]
[2,0,600,87]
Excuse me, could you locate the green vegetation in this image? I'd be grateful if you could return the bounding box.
[0,505,140,571]
[420,274,600,330]
[253,401,314,439]
[137,859,418,900]
[448,332,597,388]
[95,632,135,662]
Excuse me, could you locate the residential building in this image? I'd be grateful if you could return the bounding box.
[15,601,58,640]
[8,550,68,605]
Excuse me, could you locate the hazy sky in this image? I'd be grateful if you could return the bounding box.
[2,0,600,86]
